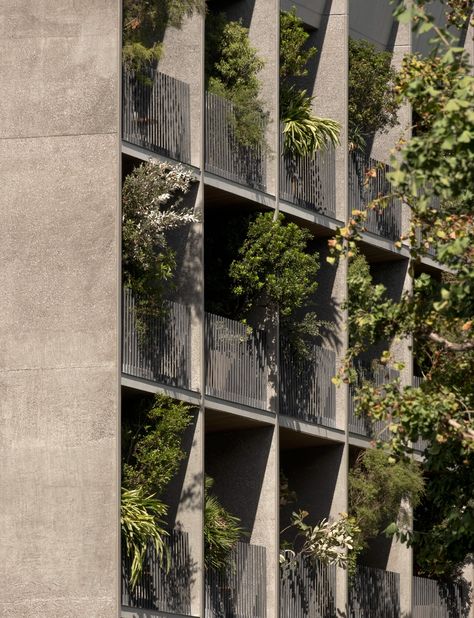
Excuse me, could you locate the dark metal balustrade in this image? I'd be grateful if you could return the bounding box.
[205,312,269,410]
[348,151,402,241]
[280,139,336,218]
[122,530,192,614]
[122,288,192,389]
[280,342,336,427]
[205,542,267,618]
[205,92,267,190]
[413,575,471,618]
[280,555,336,618]
[349,564,400,618]
[348,362,399,439]
[123,67,191,163]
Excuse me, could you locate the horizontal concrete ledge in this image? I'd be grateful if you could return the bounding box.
[204,395,276,424]
[348,432,373,449]
[122,607,198,618]
[122,141,201,176]
[121,374,202,405]
[203,171,276,208]
[279,414,345,443]
[279,199,344,232]
[359,231,410,259]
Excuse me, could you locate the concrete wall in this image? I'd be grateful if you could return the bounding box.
[0,2,120,617]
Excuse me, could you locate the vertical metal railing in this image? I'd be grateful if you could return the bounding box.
[280,342,336,427]
[205,312,269,409]
[280,556,337,618]
[122,288,192,389]
[413,575,471,617]
[280,137,336,218]
[348,361,399,439]
[349,564,400,618]
[205,542,267,618]
[122,67,191,163]
[205,92,267,190]
[348,150,402,241]
[122,530,192,614]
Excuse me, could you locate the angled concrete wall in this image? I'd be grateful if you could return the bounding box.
[0,3,120,616]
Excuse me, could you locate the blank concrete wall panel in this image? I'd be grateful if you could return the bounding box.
[349,0,394,49]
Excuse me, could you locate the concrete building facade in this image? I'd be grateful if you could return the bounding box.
[1,1,472,617]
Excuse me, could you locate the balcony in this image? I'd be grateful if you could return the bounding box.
[205,92,267,191]
[280,341,336,427]
[122,530,192,614]
[280,556,336,617]
[205,542,266,618]
[205,312,269,410]
[122,288,192,389]
[349,362,399,439]
[280,141,337,218]
[349,151,402,241]
[349,565,400,616]
[413,575,470,617]
[123,67,191,163]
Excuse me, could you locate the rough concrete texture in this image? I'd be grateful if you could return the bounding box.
[0,2,120,616]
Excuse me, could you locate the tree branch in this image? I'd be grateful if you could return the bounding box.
[428,332,474,351]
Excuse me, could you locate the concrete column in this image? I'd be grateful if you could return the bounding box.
[0,2,121,617]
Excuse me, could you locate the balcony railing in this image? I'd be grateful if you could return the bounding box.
[205,92,267,190]
[123,67,191,163]
[413,575,471,617]
[122,530,192,614]
[349,565,400,617]
[280,342,336,427]
[280,140,336,218]
[205,312,269,410]
[349,151,402,241]
[205,542,266,618]
[122,288,192,389]
[349,362,399,439]
[280,555,336,617]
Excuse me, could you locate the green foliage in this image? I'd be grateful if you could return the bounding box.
[204,476,245,571]
[229,212,319,319]
[122,160,197,316]
[281,85,341,157]
[206,14,267,147]
[348,38,399,148]
[123,0,205,71]
[122,395,194,497]
[349,449,424,552]
[280,8,317,80]
[121,487,169,588]
[280,9,340,155]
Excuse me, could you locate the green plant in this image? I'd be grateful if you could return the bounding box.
[121,487,169,588]
[122,395,194,497]
[348,38,399,149]
[123,0,206,71]
[204,476,245,570]
[280,9,340,156]
[349,449,424,553]
[122,160,198,317]
[206,14,267,148]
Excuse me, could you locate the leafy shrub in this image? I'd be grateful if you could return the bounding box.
[206,14,268,147]
[348,38,399,149]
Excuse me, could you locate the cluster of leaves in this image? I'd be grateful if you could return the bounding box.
[122,160,198,317]
[349,449,424,553]
[348,38,399,150]
[280,510,360,570]
[206,14,268,148]
[121,395,194,586]
[123,0,206,71]
[329,0,474,578]
[204,476,245,571]
[280,9,340,157]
